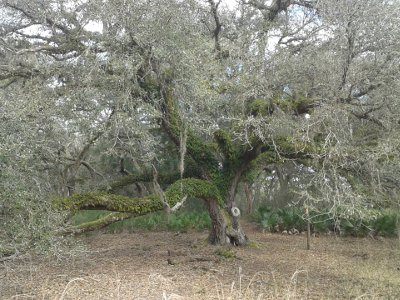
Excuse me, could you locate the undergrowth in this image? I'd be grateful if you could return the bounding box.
[72,210,211,233]
[252,206,399,237]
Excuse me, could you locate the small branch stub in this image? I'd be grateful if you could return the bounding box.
[231,206,241,217]
[170,195,188,212]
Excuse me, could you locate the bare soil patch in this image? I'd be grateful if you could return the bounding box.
[1,222,400,299]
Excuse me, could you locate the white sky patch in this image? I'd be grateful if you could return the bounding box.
[267,33,281,53]
[223,0,238,10]
[84,20,103,33]
[18,24,53,38]
[47,76,64,89]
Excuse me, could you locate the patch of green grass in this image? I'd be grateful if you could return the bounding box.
[166,211,211,231]
[71,210,109,225]
[71,210,211,233]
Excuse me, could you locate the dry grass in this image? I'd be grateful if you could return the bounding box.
[1,222,400,299]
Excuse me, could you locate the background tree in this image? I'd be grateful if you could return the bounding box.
[1,0,399,253]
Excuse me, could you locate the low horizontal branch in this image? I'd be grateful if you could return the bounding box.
[55,178,223,213]
[107,172,178,193]
[107,165,202,193]
[64,212,132,234]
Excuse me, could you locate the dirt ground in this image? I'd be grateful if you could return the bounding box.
[1,222,400,299]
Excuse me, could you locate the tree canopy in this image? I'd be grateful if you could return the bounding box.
[1,0,400,252]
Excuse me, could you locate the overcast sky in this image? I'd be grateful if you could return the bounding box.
[224,0,237,9]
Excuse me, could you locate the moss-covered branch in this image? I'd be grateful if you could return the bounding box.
[162,89,221,179]
[137,55,221,180]
[268,136,321,159]
[55,178,223,214]
[166,178,223,206]
[107,164,202,193]
[243,137,321,184]
[108,172,176,193]
[214,129,239,163]
[65,212,132,234]
[55,192,161,214]
[244,151,280,183]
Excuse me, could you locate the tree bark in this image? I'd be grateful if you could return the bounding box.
[244,182,254,214]
[206,198,228,245]
[65,212,132,234]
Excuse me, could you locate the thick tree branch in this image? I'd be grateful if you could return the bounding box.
[214,129,238,163]
[56,178,223,213]
[107,162,202,193]
[63,157,104,178]
[63,212,132,234]
[160,88,221,180]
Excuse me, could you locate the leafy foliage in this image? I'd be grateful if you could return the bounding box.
[254,206,399,237]
[1,0,400,251]
[0,170,68,258]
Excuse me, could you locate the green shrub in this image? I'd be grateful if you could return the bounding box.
[309,212,332,233]
[253,206,399,237]
[251,207,278,232]
[372,211,398,237]
[339,218,371,237]
[277,207,306,231]
[256,206,306,232]
[167,211,211,231]
[261,210,282,232]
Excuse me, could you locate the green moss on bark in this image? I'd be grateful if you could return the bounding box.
[73,212,131,233]
[164,90,221,177]
[248,99,271,117]
[55,178,223,214]
[165,178,223,206]
[214,129,239,162]
[55,192,162,214]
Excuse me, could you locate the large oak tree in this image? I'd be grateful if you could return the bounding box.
[1,0,399,248]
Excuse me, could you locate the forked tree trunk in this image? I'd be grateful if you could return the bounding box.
[207,206,247,246]
[224,170,249,246]
[229,211,248,246]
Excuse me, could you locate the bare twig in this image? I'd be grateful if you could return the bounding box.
[152,165,187,213]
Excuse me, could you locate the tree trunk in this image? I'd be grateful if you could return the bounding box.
[225,170,250,246]
[228,209,248,246]
[206,198,228,245]
[211,206,248,246]
[244,182,254,214]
